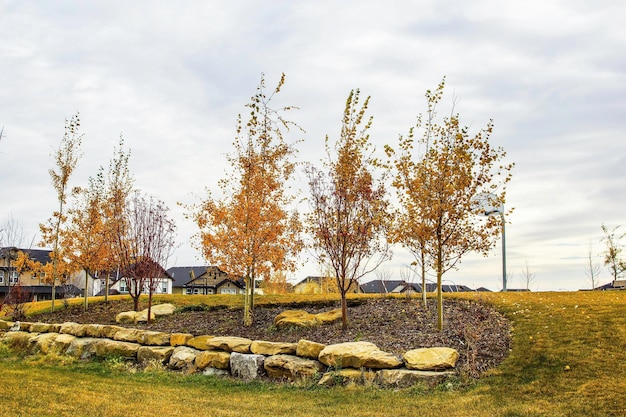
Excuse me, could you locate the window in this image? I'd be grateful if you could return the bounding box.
[161,282,168,293]
[221,288,236,295]
[9,271,19,284]
[0,271,4,284]
[119,281,128,293]
[186,288,192,295]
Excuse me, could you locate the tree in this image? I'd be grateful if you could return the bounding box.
[306,89,390,330]
[190,73,303,325]
[520,259,536,291]
[585,242,601,290]
[63,169,109,311]
[117,192,176,317]
[601,224,626,281]
[103,137,134,302]
[386,79,513,330]
[39,113,83,310]
[0,215,35,249]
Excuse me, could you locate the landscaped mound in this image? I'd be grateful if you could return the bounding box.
[32,296,511,377]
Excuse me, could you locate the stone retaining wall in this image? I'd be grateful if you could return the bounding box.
[0,319,458,388]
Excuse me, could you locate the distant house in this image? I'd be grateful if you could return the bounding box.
[166,266,245,295]
[360,279,480,294]
[108,259,174,295]
[0,246,98,301]
[594,279,626,291]
[293,276,360,294]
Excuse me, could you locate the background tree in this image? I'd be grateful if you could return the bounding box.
[118,192,176,317]
[585,242,601,289]
[63,170,109,311]
[387,79,513,330]
[520,259,536,291]
[102,137,134,301]
[39,113,83,310]
[601,224,626,281]
[190,73,303,325]
[306,89,390,330]
[385,81,445,308]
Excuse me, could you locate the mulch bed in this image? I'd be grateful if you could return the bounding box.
[31,296,511,377]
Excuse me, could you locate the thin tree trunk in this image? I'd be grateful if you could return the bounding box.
[84,268,89,312]
[421,250,427,308]
[437,247,443,331]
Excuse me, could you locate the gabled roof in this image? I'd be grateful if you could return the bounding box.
[294,276,332,286]
[166,266,226,288]
[0,247,52,264]
[360,280,408,293]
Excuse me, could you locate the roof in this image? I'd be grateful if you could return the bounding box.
[294,276,333,286]
[0,247,52,264]
[360,280,408,293]
[166,266,221,288]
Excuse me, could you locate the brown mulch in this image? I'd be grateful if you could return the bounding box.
[31,297,511,377]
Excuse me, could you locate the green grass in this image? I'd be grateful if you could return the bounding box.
[1,291,625,416]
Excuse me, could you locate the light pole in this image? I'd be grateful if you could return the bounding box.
[472,193,507,291]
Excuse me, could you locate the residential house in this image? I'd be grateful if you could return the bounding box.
[166,266,245,295]
[360,279,480,294]
[293,276,360,294]
[107,259,174,296]
[593,279,626,291]
[0,246,88,301]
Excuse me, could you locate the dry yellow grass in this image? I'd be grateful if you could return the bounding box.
[0,290,625,416]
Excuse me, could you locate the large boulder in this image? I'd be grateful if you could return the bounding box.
[137,346,175,365]
[318,342,402,369]
[318,368,377,387]
[168,346,199,371]
[2,331,38,351]
[186,335,215,351]
[66,338,99,359]
[137,330,171,346]
[59,322,87,337]
[101,325,125,339]
[296,339,326,360]
[54,334,77,352]
[274,310,319,328]
[230,352,265,380]
[113,328,141,343]
[115,311,137,324]
[94,339,140,359]
[134,310,156,323]
[377,369,455,388]
[83,324,106,338]
[264,354,325,381]
[250,340,297,356]
[206,336,252,353]
[30,322,53,333]
[148,304,176,317]
[0,320,12,331]
[171,333,194,347]
[403,347,459,371]
[195,350,231,370]
[315,308,343,325]
[31,333,61,354]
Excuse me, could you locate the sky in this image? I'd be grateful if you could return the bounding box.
[1,0,624,291]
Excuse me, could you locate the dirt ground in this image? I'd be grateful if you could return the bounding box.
[31,296,511,377]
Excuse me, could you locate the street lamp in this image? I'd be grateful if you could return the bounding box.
[471,193,507,291]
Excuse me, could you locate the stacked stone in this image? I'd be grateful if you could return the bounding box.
[0,307,459,388]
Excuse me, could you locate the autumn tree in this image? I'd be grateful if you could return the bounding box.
[386,79,514,330]
[40,113,83,310]
[306,89,390,330]
[190,73,303,325]
[63,169,109,311]
[601,224,626,281]
[102,137,134,301]
[585,242,601,289]
[117,192,176,316]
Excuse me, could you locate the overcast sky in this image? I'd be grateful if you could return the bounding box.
[1,0,624,291]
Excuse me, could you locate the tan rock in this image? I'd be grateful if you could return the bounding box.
[148,304,176,316]
[403,347,459,371]
[274,310,319,328]
[195,350,231,370]
[115,311,137,324]
[170,333,194,347]
[49,323,62,333]
[32,333,60,354]
[0,320,13,331]
[318,342,402,369]
[296,339,326,359]
[264,354,325,381]
[2,331,38,350]
[134,310,155,323]
[206,336,252,353]
[137,330,171,346]
[186,335,215,351]
[318,368,377,387]
[83,324,106,338]
[377,369,455,388]
[66,338,99,359]
[101,325,125,339]
[30,322,53,333]
[137,346,175,365]
[169,346,199,371]
[113,328,141,343]
[54,334,76,352]
[59,322,87,337]
[94,339,141,359]
[17,321,33,332]
[250,340,297,355]
[314,308,343,325]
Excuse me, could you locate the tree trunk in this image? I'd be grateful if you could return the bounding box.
[421,251,427,308]
[341,291,348,330]
[243,276,252,326]
[84,269,89,312]
[436,248,443,331]
[147,284,153,325]
[51,282,56,311]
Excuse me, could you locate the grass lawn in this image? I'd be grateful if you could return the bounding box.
[0,291,625,416]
